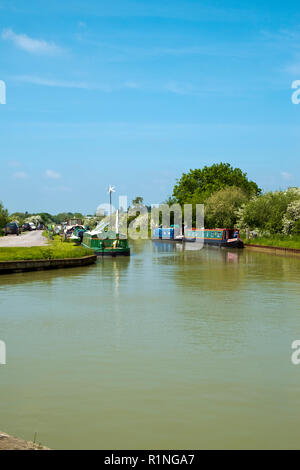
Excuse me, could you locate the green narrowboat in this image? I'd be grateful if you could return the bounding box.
[82,231,130,257]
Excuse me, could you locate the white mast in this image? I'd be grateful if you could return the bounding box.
[116,209,119,235]
[107,185,116,230]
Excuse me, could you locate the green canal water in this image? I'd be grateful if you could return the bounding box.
[1,241,300,449]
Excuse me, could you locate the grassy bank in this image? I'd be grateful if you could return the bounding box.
[244,235,300,250]
[0,240,92,261]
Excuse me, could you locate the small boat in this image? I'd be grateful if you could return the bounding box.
[69,226,87,244]
[82,231,130,256]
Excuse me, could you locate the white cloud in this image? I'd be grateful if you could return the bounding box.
[46,169,61,179]
[13,171,28,179]
[14,75,139,92]
[2,28,62,55]
[165,81,197,95]
[281,171,293,181]
[16,75,91,89]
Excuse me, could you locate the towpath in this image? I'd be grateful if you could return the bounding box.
[0,230,48,247]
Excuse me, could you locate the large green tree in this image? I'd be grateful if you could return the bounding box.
[172,163,260,205]
[205,187,248,228]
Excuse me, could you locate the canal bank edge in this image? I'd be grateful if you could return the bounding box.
[245,243,300,256]
[0,255,97,274]
[0,431,50,450]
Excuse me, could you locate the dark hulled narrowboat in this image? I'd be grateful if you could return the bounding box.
[152,227,243,248]
[184,228,244,248]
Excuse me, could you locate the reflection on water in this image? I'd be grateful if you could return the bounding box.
[1,241,300,449]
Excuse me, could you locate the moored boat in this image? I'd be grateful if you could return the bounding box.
[82,231,130,257]
[152,227,244,248]
[152,226,184,243]
[184,228,244,248]
[70,226,87,244]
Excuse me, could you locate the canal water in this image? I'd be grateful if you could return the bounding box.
[1,241,300,449]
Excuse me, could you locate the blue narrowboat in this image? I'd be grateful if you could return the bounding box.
[152,226,183,242]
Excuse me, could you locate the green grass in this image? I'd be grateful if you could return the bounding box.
[243,235,300,250]
[0,240,92,261]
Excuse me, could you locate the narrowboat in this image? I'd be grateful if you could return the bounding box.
[152,226,184,242]
[184,228,244,248]
[152,227,243,248]
[82,231,130,257]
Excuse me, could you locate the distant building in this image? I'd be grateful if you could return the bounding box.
[67,218,83,226]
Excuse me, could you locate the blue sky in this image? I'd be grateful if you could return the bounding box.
[1,0,300,213]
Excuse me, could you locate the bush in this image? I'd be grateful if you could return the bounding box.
[205,187,248,228]
[0,201,9,233]
[238,189,300,234]
[283,199,300,235]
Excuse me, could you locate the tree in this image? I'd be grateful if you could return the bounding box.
[237,189,300,234]
[10,212,28,225]
[283,199,300,235]
[165,196,177,206]
[132,196,144,207]
[25,214,43,225]
[205,187,248,228]
[172,163,260,205]
[0,201,9,231]
[38,213,54,225]
[53,212,84,224]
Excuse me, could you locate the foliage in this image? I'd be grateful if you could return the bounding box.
[237,189,300,234]
[172,163,260,205]
[83,216,104,229]
[282,199,300,235]
[205,187,248,228]
[10,212,54,225]
[0,201,9,233]
[132,196,144,207]
[164,196,177,206]
[37,213,54,225]
[24,215,43,225]
[53,212,84,224]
